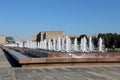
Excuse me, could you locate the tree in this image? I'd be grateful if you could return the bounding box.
[78,34,88,44]
[92,36,98,48]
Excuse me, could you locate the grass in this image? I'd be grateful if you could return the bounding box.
[107,48,120,52]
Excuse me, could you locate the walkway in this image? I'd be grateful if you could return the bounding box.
[14,65,120,80]
[0,48,120,80]
[0,47,11,68]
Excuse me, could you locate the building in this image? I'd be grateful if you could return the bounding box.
[0,36,6,44]
[6,37,15,44]
[6,37,14,43]
[37,31,66,41]
[30,35,37,41]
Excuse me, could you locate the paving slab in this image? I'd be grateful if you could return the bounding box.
[0,48,11,68]
[0,64,120,80]
[12,65,120,80]
[1,47,120,80]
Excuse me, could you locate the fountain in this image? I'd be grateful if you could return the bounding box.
[48,39,51,50]
[89,37,94,52]
[74,38,78,52]
[80,37,88,52]
[53,38,56,51]
[61,38,65,51]
[99,37,104,53]
[3,35,120,67]
[65,36,72,52]
[43,40,47,49]
[37,42,40,49]
[4,36,106,53]
[83,37,87,52]
[57,37,61,51]
[80,38,83,52]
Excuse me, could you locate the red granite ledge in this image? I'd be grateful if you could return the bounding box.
[48,53,120,58]
[18,57,120,64]
[3,47,120,65]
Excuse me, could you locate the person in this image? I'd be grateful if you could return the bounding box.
[112,45,115,51]
[105,48,107,52]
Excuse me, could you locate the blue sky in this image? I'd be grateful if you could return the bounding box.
[0,0,120,40]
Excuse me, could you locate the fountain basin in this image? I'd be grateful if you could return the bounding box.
[2,47,120,67]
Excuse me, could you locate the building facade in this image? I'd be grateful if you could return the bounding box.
[0,36,6,44]
[37,31,66,41]
[30,35,37,41]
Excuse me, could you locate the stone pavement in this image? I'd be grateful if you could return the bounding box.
[1,65,120,80]
[0,48,120,80]
[0,48,11,68]
[13,65,120,80]
[0,48,15,80]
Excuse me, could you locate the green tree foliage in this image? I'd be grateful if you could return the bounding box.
[97,33,120,48]
[78,33,120,48]
[92,36,98,48]
[78,34,88,44]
